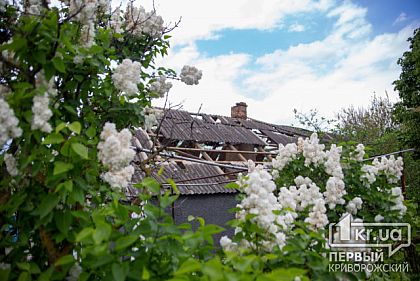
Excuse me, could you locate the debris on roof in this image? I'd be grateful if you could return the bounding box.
[130,103,312,196]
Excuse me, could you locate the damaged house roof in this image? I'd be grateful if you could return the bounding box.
[128,102,312,196]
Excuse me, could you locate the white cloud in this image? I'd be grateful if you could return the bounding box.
[150,0,415,126]
[289,23,306,32]
[137,0,333,45]
[393,12,408,25]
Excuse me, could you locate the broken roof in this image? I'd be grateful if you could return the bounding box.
[129,106,312,196]
[157,107,312,146]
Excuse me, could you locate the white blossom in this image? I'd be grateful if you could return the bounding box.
[323,176,346,209]
[346,197,363,215]
[351,144,365,161]
[234,164,286,251]
[101,165,134,189]
[302,133,326,166]
[149,75,172,97]
[220,236,238,252]
[31,93,53,133]
[142,107,162,131]
[112,59,141,96]
[125,5,164,38]
[111,8,123,34]
[360,164,378,186]
[324,144,343,179]
[180,65,203,85]
[97,123,135,190]
[4,153,18,176]
[0,97,22,147]
[97,122,135,169]
[294,176,323,211]
[373,156,404,184]
[390,187,407,216]
[305,198,328,230]
[272,143,298,171]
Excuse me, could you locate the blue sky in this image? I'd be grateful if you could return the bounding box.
[145,0,420,125]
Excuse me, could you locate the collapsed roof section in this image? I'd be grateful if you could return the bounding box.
[129,103,312,195]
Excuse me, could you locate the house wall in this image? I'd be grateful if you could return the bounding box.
[173,193,237,245]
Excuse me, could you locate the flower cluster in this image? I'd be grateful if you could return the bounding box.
[293,176,323,211]
[324,144,343,178]
[302,133,326,166]
[142,107,162,132]
[112,59,141,96]
[149,75,172,98]
[351,144,365,162]
[125,5,164,38]
[31,93,53,133]
[390,187,407,216]
[222,165,286,252]
[0,97,22,147]
[360,155,404,186]
[346,197,363,215]
[272,143,298,172]
[110,8,123,34]
[31,74,56,133]
[180,65,203,85]
[97,122,135,189]
[372,155,404,184]
[305,198,328,230]
[360,164,378,186]
[4,153,18,176]
[69,0,110,47]
[323,177,346,208]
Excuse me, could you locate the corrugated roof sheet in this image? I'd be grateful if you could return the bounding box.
[129,161,236,195]
[159,115,265,145]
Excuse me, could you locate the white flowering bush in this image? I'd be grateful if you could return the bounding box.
[220,133,412,280]
[0,1,213,280]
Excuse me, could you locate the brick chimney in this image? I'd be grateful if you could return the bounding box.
[231,102,248,119]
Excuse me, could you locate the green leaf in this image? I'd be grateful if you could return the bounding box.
[225,182,239,189]
[52,57,65,73]
[55,122,67,133]
[17,271,29,281]
[142,267,150,280]
[16,262,30,271]
[93,222,112,245]
[68,121,82,134]
[31,193,60,218]
[71,143,89,159]
[63,105,77,116]
[167,178,179,194]
[115,235,138,251]
[86,126,96,138]
[53,161,74,175]
[54,255,74,266]
[55,211,72,234]
[76,227,94,242]
[56,180,73,193]
[112,263,127,281]
[42,133,65,144]
[141,177,160,193]
[174,259,201,276]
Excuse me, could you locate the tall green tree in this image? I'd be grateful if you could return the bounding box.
[393,28,420,157]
